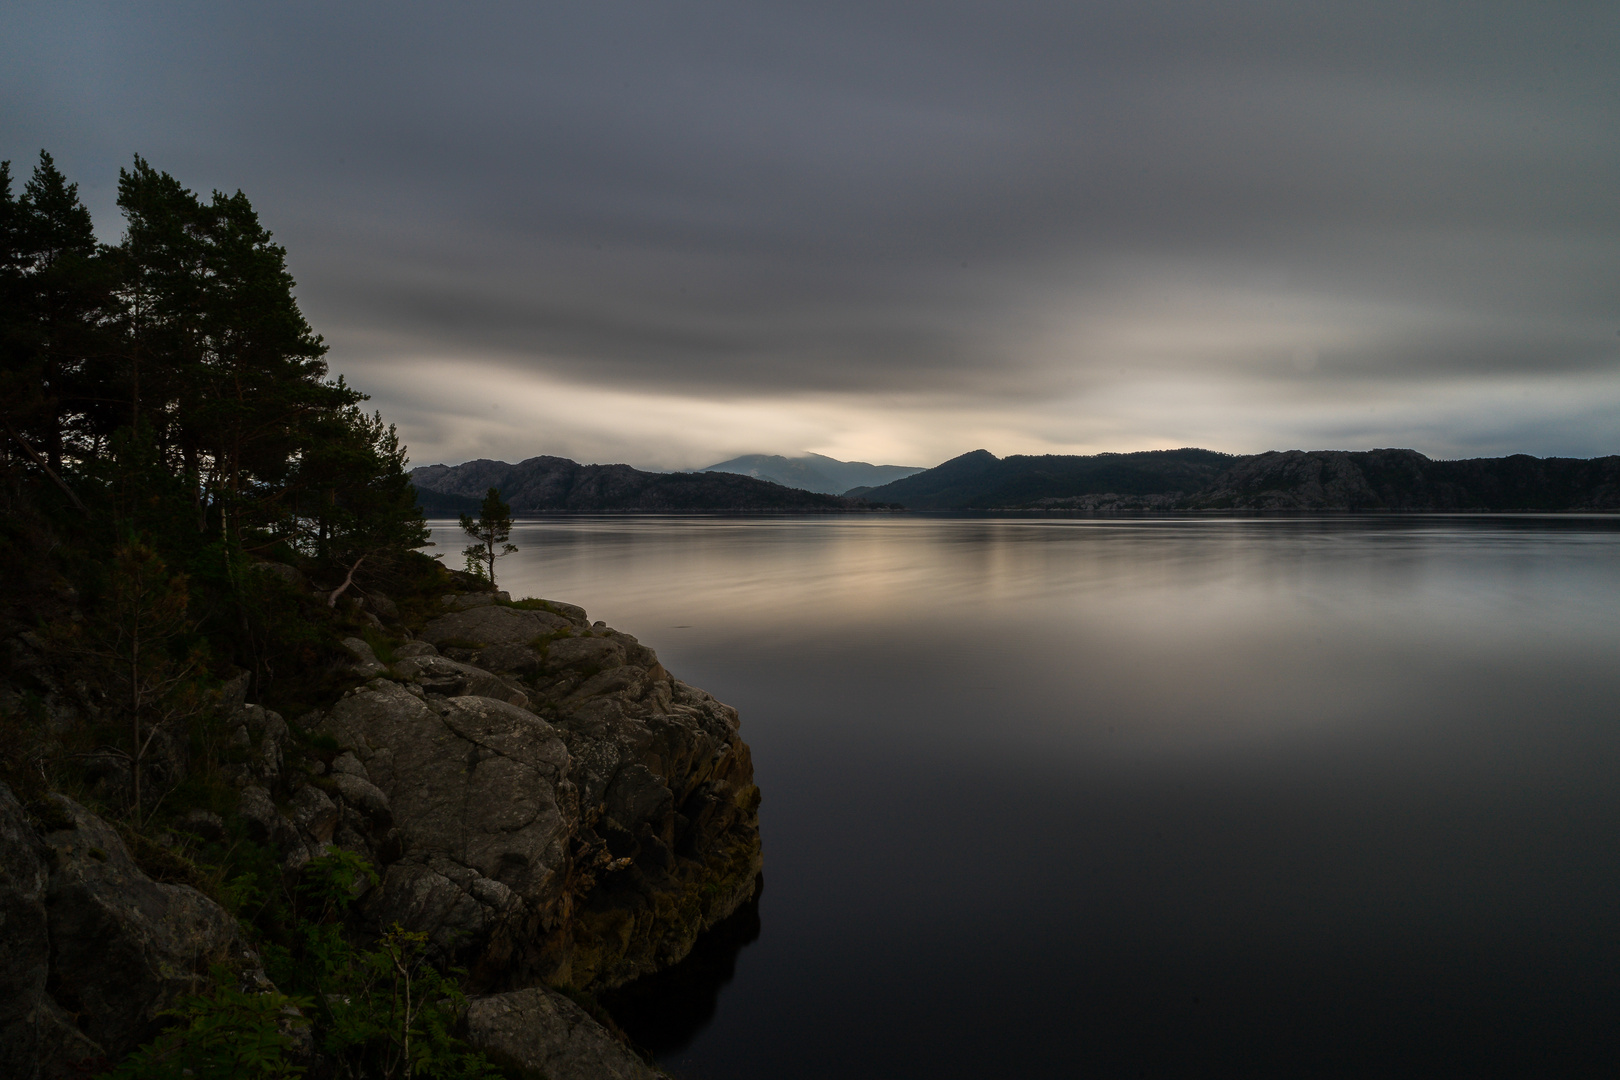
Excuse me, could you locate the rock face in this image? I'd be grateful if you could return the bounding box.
[39,797,240,1058]
[0,591,759,1074]
[0,783,241,1078]
[0,785,101,1080]
[302,594,761,992]
[464,986,669,1080]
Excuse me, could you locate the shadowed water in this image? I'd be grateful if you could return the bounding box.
[425,514,1620,1078]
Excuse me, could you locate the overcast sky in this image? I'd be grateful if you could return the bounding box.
[4,2,1617,469]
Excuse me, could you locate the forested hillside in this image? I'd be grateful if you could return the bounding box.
[857,447,1620,510]
[411,455,882,511]
[0,152,519,1078]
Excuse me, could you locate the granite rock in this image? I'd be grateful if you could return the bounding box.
[465,986,668,1080]
[419,604,570,646]
[307,594,761,992]
[37,794,239,1061]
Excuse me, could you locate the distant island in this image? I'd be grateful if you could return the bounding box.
[854,447,1620,511]
[698,452,925,495]
[410,456,895,512]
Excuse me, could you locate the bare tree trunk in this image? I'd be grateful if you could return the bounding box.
[328,556,366,608]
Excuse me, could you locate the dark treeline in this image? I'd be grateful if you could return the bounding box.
[1,150,422,561]
[1,151,426,697]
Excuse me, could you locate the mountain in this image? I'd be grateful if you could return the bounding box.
[857,448,1235,509]
[856,448,1620,511]
[1185,449,1620,511]
[411,456,881,512]
[699,452,926,495]
[413,486,486,514]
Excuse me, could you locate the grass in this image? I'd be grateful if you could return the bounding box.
[360,627,399,664]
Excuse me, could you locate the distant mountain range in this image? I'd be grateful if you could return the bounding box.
[410,456,886,513]
[855,448,1620,510]
[699,453,926,495]
[414,448,1620,514]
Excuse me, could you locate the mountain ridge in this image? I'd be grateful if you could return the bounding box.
[410,456,884,512]
[856,447,1620,511]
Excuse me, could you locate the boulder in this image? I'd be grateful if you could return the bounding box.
[253,561,307,591]
[38,794,239,1061]
[286,785,339,844]
[341,637,388,678]
[465,986,668,1080]
[237,785,298,850]
[545,635,627,673]
[394,641,440,659]
[391,654,530,706]
[0,785,102,1080]
[221,704,289,787]
[316,684,573,971]
[420,605,570,646]
[477,642,542,674]
[439,591,511,611]
[327,773,391,824]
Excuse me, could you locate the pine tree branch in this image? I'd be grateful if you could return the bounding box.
[3,418,90,514]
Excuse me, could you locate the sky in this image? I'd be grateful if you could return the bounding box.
[3,1,1618,470]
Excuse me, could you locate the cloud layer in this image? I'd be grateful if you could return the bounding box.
[5,1,1617,468]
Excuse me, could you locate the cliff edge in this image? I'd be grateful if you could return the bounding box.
[0,580,755,1078]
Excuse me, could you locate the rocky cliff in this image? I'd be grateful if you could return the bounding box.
[0,581,757,1077]
[312,591,762,992]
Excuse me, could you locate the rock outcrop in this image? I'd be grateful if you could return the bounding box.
[0,588,758,1074]
[0,784,241,1078]
[464,986,671,1080]
[304,594,762,993]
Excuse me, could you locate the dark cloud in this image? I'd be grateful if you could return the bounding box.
[3,1,1617,464]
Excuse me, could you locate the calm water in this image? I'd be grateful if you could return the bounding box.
[426,514,1620,1078]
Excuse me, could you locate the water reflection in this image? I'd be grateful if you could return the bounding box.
[425,514,1620,1078]
[599,876,764,1056]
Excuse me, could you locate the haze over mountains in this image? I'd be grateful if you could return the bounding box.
[414,448,1620,513]
[699,453,925,496]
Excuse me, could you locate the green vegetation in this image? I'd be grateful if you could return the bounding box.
[104,970,311,1080]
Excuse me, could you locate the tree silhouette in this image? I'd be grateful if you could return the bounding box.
[459,488,517,587]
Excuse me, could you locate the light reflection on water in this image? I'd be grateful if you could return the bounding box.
[425,514,1620,1078]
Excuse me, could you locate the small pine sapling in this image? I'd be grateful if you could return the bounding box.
[459,487,517,587]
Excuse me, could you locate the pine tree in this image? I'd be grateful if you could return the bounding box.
[301,404,429,605]
[0,152,109,510]
[459,488,517,587]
